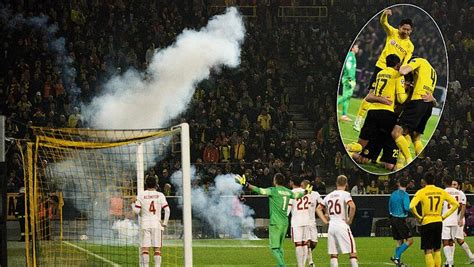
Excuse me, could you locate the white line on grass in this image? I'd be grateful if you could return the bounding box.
[62,241,121,267]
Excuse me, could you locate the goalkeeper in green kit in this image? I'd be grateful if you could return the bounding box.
[338,44,359,122]
[236,173,310,267]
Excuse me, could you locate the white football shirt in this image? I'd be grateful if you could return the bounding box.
[289,188,312,226]
[134,190,169,229]
[308,191,323,223]
[321,190,353,224]
[443,187,465,226]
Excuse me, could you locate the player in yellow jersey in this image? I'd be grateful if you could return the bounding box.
[353,8,414,132]
[348,54,408,171]
[410,173,459,267]
[391,57,438,165]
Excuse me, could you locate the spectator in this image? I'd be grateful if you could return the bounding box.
[351,179,366,195]
[366,180,379,194]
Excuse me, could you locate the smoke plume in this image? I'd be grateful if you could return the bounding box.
[83,7,245,129]
[171,168,256,239]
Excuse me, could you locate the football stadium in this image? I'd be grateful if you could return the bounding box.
[1,1,472,267]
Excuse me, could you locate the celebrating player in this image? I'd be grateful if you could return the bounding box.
[338,44,359,122]
[353,8,414,132]
[409,173,458,267]
[392,57,438,165]
[236,173,308,267]
[132,176,170,267]
[442,178,474,266]
[302,179,323,267]
[316,175,358,267]
[388,178,413,266]
[288,176,312,267]
[348,54,408,170]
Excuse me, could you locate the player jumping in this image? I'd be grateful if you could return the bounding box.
[353,8,414,132]
[317,175,358,267]
[132,176,170,267]
[338,44,359,122]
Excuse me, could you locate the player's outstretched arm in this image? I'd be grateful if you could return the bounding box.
[399,65,414,75]
[442,193,460,220]
[235,174,266,195]
[365,90,393,105]
[316,204,329,225]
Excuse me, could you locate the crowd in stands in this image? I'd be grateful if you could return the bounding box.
[1,0,472,197]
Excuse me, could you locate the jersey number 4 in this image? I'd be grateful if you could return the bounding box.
[149,201,156,215]
[327,199,342,215]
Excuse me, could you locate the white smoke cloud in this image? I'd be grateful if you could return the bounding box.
[83,7,245,129]
[171,168,256,239]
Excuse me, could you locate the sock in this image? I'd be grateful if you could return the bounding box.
[141,252,150,267]
[394,246,400,259]
[443,245,453,265]
[330,257,338,267]
[307,246,313,264]
[395,136,412,162]
[404,134,412,146]
[395,243,409,259]
[414,140,423,155]
[350,256,358,267]
[451,244,455,261]
[424,253,434,267]
[434,250,441,267]
[461,241,474,258]
[295,245,306,267]
[272,248,286,267]
[154,252,161,267]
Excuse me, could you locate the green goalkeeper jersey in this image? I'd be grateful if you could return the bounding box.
[252,186,303,225]
[342,51,357,81]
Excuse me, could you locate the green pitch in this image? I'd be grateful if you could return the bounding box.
[337,97,440,174]
[8,237,474,266]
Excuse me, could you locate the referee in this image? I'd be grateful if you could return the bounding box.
[388,178,413,266]
[410,173,459,267]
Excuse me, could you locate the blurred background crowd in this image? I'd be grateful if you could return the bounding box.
[2,0,473,196]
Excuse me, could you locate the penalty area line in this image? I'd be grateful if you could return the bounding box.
[62,240,121,267]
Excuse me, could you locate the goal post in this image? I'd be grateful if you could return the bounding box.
[19,123,192,266]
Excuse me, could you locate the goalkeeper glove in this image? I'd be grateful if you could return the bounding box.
[305,184,313,194]
[348,79,356,89]
[235,174,249,188]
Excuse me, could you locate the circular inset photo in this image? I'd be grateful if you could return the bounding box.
[336,4,448,175]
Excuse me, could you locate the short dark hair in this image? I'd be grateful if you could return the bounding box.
[399,177,409,187]
[273,173,286,186]
[443,176,453,186]
[291,176,303,186]
[399,18,413,27]
[424,172,435,185]
[145,176,157,189]
[386,54,401,68]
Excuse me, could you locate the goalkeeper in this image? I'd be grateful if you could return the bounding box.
[236,173,309,267]
[338,44,359,122]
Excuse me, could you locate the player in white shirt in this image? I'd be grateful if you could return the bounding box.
[132,176,171,267]
[302,179,323,267]
[288,176,311,267]
[316,175,358,267]
[443,179,474,266]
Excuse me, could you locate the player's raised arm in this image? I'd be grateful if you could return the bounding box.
[409,193,422,221]
[442,192,460,220]
[380,9,395,34]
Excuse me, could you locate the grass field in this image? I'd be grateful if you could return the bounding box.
[8,237,474,266]
[337,97,440,174]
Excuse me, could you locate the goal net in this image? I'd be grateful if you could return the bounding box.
[19,123,192,266]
